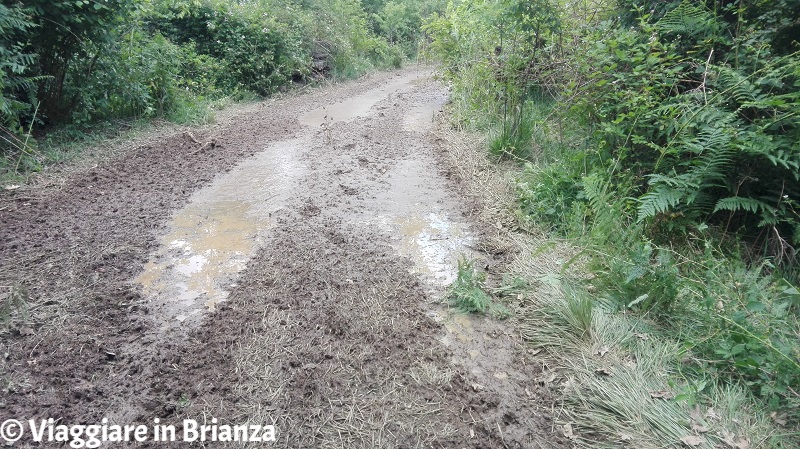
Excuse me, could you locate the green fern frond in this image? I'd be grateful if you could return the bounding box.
[655,1,717,37]
[690,142,734,184]
[714,196,777,216]
[583,172,631,242]
[716,65,759,104]
[765,149,800,175]
[687,190,717,213]
[583,174,616,217]
[638,184,684,221]
[646,173,698,189]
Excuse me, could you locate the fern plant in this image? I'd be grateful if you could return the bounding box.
[446,257,510,318]
[654,0,721,42]
[639,54,799,248]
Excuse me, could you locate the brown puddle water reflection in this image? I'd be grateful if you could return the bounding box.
[402,90,448,132]
[135,139,305,329]
[387,213,473,288]
[136,71,434,330]
[300,72,425,127]
[379,193,519,392]
[136,69,485,350]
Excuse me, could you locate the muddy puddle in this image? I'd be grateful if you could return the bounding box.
[372,163,527,417]
[356,152,477,295]
[373,162,526,399]
[402,90,448,132]
[135,70,518,405]
[6,66,562,447]
[136,70,436,330]
[135,138,306,329]
[354,87,530,409]
[301,71,430,127]
[387,213,471,286]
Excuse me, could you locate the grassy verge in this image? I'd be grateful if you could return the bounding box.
[436,100,800,448]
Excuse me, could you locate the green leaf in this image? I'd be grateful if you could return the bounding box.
[746,301,766,312]
[730,344,746,356]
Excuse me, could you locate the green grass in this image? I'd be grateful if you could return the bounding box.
[491,90,800,446]
[489,113,535,160]
[447,258,493,314]
[0,284,29,328]
[511,165,799,449]
[515,264,793,448]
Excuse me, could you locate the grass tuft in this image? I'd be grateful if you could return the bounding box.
[0,284,29,327]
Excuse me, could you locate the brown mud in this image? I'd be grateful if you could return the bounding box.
[0,67,568,448]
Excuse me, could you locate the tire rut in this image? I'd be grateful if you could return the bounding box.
[0,67,568,449]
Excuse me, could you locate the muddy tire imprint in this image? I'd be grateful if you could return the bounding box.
[0,67,568,448]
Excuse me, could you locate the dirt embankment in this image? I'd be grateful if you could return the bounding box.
[0,67,567,448]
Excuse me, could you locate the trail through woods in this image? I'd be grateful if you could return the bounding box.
[0,67,568,448]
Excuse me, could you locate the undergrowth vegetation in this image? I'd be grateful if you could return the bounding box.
[428,0,799,446]
[446,257,510,318]
[0,0,442,179]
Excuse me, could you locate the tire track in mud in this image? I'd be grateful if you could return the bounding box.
[0,67,568,448]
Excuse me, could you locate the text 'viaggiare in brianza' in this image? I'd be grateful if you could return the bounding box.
[0,417,277,447]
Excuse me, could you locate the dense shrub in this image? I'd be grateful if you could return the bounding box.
[151,2,304,96]
[17,0,134,123]
[423,0,562,152]
[0,4,36,132]
[574,4,800,258]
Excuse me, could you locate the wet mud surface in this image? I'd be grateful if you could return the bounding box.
[0,67,567,448]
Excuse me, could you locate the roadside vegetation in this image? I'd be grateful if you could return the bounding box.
[0,0,441,180]
[428,0,799,447]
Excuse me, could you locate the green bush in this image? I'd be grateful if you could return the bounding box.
[447,258,493,314]
[152,2,304,96]
[0,0,441,164]
[424,0,563,157]
[0,4,37,134]
[670,249,800,422]
[62,24,226,128]
[20,0,134,123]
[447,257,509,318]
[0,3,39,168]
[572,3,800,258]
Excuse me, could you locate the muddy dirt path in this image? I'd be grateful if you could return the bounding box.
[1,67,567,448]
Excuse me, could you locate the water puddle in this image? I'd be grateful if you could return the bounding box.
[379,208,512,387]
[360,153,479,297]
[136,139,306,329]
[386,213,472,287]
[136,70,455,333]
[426,304,523,396]
[368,85,526,400]
[301,72,430,127]
[136,70,436,330]
[402,90,448,132]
